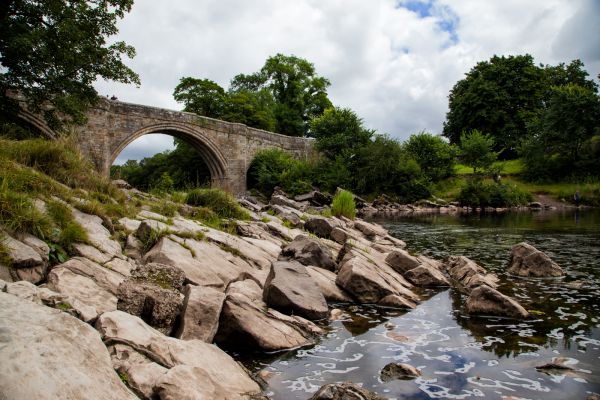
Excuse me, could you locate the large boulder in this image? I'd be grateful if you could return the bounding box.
[306,266,353,302]
[216,291,323,352]
[465,285,530,319]
[385,249,420,274]
[507,242,564,277]
[336,250,418,308]
[309,382,388,400]
[444,255,499,293]
[175,284,226,342]
[304,217,342,239]
[263,260,329,320]
[280,234,337,271]
[117,281,182,335]
[0,292,137,400]
[96,310,261,399]
[353,220,388,238]
[144,236,224,289]
[404,264,450,287]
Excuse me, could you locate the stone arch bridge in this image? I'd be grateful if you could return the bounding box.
[19,99,314,194]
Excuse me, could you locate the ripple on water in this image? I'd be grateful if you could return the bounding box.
[239,210,600,399]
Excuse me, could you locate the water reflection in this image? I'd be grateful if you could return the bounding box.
[241,210,600,399]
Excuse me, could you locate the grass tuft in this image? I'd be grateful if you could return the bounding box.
[331,190,356,219]
[185,188,250,220]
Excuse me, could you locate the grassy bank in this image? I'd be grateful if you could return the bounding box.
[436,160,600,206]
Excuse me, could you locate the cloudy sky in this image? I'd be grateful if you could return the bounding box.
[98,0,600,164]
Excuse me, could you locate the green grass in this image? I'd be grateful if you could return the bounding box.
[503,177,600,206]
[331,190,356,219]
[186,188,250,220]
[455,159,524,176]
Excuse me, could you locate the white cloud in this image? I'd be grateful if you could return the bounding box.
[95,0,597,162]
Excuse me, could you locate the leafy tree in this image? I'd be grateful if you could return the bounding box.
[173,78,226,118]
[310,107,373,159]
[403,132,456,181]
[520,84,600,180]
[222,90,275,131]
[0,0,139,127]
[231,54,332,136]
[459,130,497,174]
[444,55,544,158]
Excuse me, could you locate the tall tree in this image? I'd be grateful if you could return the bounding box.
[0,0,139,127]
[444,55,544,158]
[231,54,332,136]
[459,129,497,174]
[173,78,227,118]
[403,132,456,181]
[310,107,373,159]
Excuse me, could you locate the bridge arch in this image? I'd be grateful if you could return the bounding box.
[16,109,57,139]
[110,122,228,186]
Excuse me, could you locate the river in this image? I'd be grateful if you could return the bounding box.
[242,209,600,399]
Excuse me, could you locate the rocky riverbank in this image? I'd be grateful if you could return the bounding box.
[1,183,566,399]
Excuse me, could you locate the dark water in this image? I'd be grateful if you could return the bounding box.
[244,209,600,400]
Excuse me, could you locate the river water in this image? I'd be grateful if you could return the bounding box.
[243,209,600,400]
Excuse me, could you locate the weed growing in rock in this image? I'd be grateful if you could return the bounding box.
[185,188,250,220]
[331,190,356,219]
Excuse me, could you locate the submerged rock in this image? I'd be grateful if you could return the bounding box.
[466,285,529,319]
[507,242,564,277]
[309,382,388,400]
[0,292,137,400]
[380,362,421,381]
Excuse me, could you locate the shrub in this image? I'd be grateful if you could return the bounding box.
[331,190,356,219]
[458,179,531,207]
[185,188,249,220]
[247,148,315,196]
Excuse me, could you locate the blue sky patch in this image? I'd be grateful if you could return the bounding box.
[397,0,459,45]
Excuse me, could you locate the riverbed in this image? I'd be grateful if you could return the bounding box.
[242,209,600,399]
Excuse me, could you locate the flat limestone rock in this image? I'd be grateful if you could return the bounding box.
[72,208,122,256]
[96,310,261,398]
[466,285,530,319]
[144,236,224,289]
[0,292,137,400]
[56,257,126,295]
[508,242,564,277]
[47,267,117,316]
[263,260,329,320]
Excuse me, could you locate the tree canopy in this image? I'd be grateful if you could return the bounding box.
[175,54,331,136]
[443,55,597,159]
[0,0,140,128]
[310,107,373,159]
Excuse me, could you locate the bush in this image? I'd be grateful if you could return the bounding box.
[458,179,531,207]
[247,148,315,196]
[403,132,457,181]
[185,188,249,220]
[331,190,356,219]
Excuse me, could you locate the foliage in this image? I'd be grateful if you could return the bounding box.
[459,130,497,174]
[0,0,139,127]
[246,148,314,196]
[331,190,356,219]
[457,179,531,207]
[0,177,51,238]
[185,188,249,220]
[353,135,431,202]
[175,54,331,136]
[520,84,600,181]
[443,55,597,159]
[403,132,456,181]
[310,107,373,159]
[173,78,226,118]
[111,139,211,191]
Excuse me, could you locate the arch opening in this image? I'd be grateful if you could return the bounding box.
[110,125,228,192]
